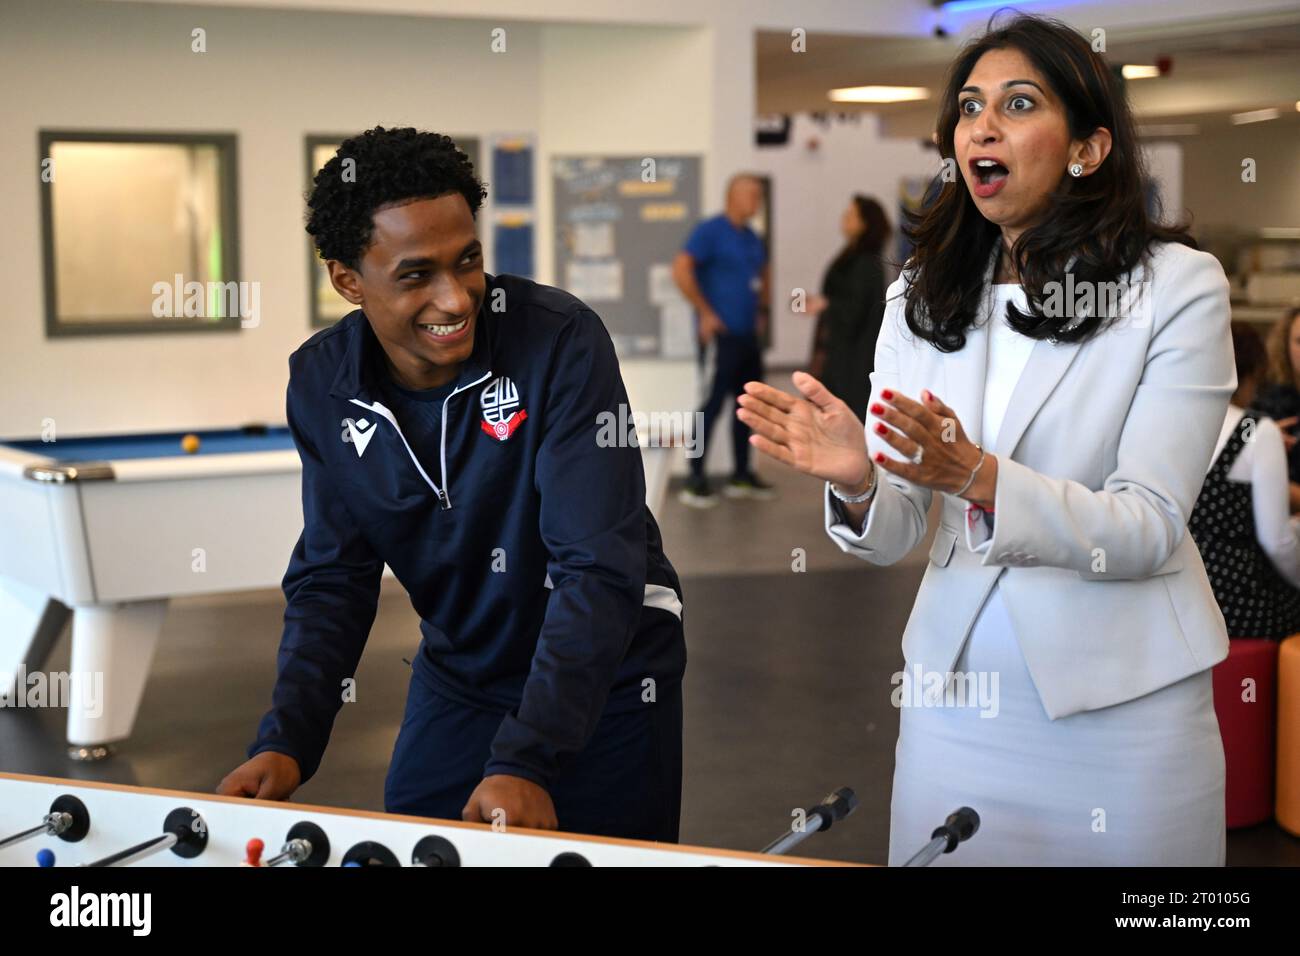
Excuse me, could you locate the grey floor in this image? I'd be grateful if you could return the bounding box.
[3,386,1299,865]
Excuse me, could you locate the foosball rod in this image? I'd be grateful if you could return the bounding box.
[81,808,208,867]
[0,795,90,850]
[900,807,980,867]
[263,821,330,867]
[761,786,858,855]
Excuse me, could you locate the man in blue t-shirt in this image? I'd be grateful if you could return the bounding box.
[672,173,774,506]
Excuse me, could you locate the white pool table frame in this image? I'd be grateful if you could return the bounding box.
[0,440,673,758]
[0,441,306,756]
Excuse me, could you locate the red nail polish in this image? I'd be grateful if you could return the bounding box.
[875,423,887,435]
[870,403,884,415]
[881,389,894,400]
[874,452,885,463]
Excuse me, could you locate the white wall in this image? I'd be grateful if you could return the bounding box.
[1143,141,1184,226]
[0,0,716,438]
[1180,123,1300,232]
[753,113,933,367]
[535,23,713,430]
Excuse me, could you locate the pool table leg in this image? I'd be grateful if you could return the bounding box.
[66,600,168,760]
[0,579,73,703]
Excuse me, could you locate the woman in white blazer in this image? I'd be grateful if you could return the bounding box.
[738,14,1234,865]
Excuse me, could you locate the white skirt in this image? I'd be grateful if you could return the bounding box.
[887,585,1226,866]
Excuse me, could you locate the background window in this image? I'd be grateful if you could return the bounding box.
[40,131,241,336]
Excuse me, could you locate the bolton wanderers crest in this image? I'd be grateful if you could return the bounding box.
[480,375,528,442]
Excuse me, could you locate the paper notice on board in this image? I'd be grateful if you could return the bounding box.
[566,261,623,302]
[660,300,696,359]
[573,222,615,258]
[648,263,684,306]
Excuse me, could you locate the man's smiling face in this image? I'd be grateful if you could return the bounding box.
[328,193,486,390]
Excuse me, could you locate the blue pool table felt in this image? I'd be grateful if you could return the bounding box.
[4,427,296,462]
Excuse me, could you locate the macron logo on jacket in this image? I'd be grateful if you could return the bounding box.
[345,417,377,458]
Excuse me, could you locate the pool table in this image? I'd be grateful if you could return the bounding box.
[0,426,305,759]
[0,426,673,760]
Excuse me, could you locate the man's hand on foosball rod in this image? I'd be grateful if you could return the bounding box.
[462,774,558,830]
[216,751,302,801]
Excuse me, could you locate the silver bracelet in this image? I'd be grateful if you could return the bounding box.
[831,464,878,504]
[954,444,986,498]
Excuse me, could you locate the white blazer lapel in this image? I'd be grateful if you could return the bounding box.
[991,254,1150,459]
[991,331,1084,459]
[991,255,1091,460]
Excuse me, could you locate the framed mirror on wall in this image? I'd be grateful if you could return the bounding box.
[305,134,481,328]
[38,131,241,336]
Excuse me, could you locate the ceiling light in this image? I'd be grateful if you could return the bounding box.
[1122,65,1161,80]
[829,86,930,104]
[1231,108,1281,125]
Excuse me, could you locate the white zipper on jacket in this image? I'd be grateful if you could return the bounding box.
[438,369,492,508]
[348,367,491,511]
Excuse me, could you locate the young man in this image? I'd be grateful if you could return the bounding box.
[217,127,686,841]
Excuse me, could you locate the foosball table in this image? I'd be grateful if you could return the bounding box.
[0,772,862,867]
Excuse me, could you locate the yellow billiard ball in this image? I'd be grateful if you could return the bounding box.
[181,434,201,454]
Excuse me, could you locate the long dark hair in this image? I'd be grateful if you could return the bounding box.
[902,12,1194,352]
[844,195,890,258]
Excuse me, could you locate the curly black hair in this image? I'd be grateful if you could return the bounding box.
[305,126,487,271]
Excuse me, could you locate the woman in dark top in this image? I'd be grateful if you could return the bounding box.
[1252,306,1300,511]
[807,195,890,420]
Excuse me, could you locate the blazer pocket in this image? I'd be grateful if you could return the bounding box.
[1076,552,1184,580]
[928,525,958,568]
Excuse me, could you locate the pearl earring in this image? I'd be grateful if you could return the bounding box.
[1069,163,1084,177]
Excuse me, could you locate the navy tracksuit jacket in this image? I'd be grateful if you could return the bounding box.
[248,274,686,839]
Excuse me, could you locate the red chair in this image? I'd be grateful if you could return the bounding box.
[1212,639,1279,828]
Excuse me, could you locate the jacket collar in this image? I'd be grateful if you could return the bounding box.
[328,277,497,403]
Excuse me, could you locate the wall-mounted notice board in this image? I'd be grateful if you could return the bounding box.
[552,155,701,358]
